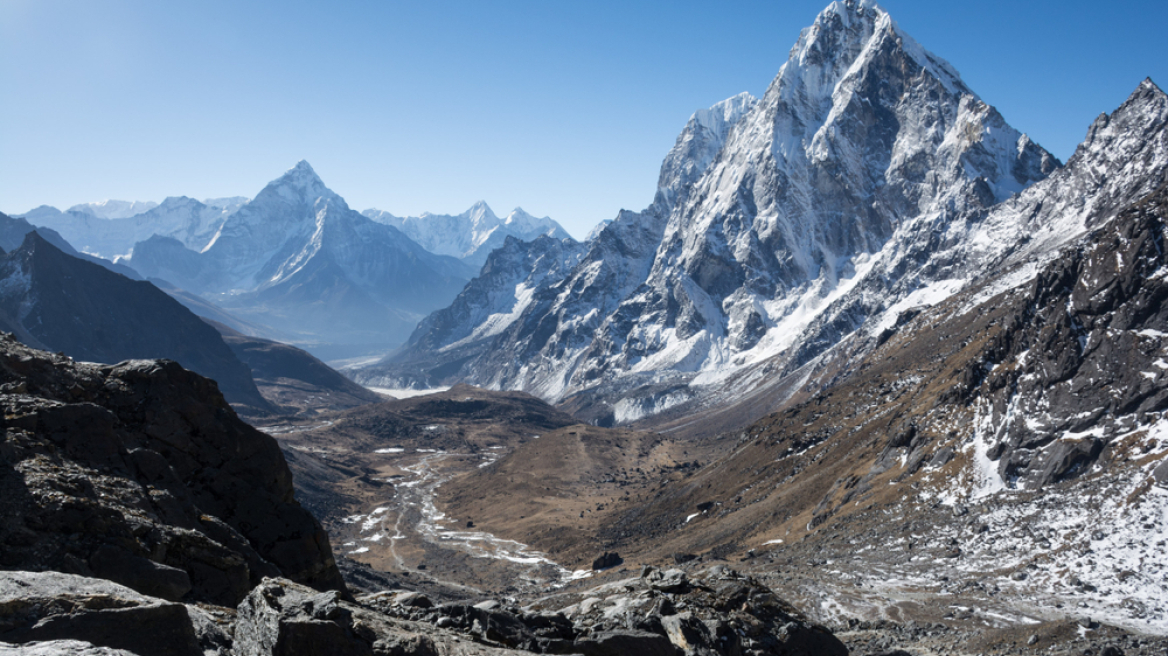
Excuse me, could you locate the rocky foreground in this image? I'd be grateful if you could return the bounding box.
[0,326,1162,655]
[0,335,847,655]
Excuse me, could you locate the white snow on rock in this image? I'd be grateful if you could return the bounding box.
[67,199,159,219]
[363,201,572,267]
[376,0,1106,423]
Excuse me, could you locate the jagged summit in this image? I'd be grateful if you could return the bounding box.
[690,92,757,135]
[1075,76,1166,165]
[67,198,159,219]
[363,0,1163,429]
[366,200,572,266]
[255,159,342,208]
[462,199,498,225]
[781,0,970,101]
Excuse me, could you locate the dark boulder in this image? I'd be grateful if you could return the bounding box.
[569,630,678,656]
[591,552,623,571]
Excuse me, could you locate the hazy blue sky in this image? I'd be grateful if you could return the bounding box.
[2,0,1165,238]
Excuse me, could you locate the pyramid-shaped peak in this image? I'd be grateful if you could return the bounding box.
[502,207,539,226]
[1132,77,1167,102]
[777,0,969,105]
[281,160,323,185]
[19,229,59,256]
[463,201,498,223]
[818,0,883,23]
[258,160,341,207]
[805,0,888,42]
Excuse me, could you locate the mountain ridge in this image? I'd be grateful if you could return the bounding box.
[363,200,573,268]
[127,161,477,358]
[354,0,1077,425]
[0,230,274,414]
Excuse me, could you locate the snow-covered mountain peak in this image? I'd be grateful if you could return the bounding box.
[156,196,203,211]
[462,201,499,228]
[202,196,249,212]
[67,199,159,220]
[256,160,343,210]
[585,219,613,242]
[777,0,968,110]
[502,207,566,236]
[691,92,757,135]
[373,201,572,266]
[371,0,1065,412]
[654,93,759,212]
[1075,77,1166,164]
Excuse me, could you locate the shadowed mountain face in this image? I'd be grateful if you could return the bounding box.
[0,211,142,280]
[208,319,384,415]
[0,231,274,414]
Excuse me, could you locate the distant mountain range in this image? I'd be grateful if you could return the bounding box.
[0,224,274,414]
[21,197,240,260]
[363,201,571,268]
[14,164,573,360]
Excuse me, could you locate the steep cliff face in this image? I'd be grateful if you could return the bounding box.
[962,182,1168,490]
[364,0,1067,413]
[360,91,758,393]
[592,182,1168,632]
[0,335,345,606]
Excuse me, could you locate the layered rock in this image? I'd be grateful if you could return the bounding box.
[365,565,846,656]
[236,578,521,656]
[0,335,344,605]
[0,571,205,656]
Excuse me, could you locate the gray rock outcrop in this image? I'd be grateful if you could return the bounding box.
[0,571,202,656]
[0,335,345,605]
[235,578,524,656]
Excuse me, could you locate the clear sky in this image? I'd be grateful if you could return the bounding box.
[2,0,1165,239]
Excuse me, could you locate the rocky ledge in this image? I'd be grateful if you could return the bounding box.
[0,334,345,606]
